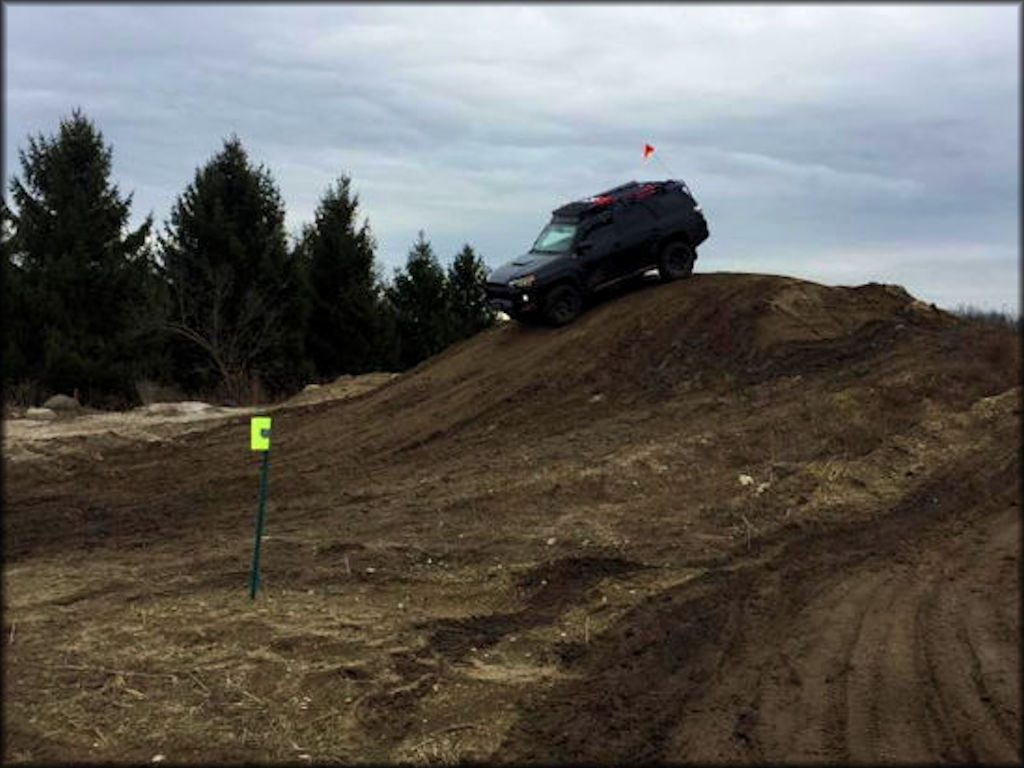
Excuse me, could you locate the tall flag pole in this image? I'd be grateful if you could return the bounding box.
[643,142,677,179]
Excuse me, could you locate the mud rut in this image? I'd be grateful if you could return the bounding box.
[499,456,1020,764]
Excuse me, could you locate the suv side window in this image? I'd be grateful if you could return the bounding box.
[578,214,614,251]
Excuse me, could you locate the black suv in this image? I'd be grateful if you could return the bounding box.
[485,179,709,325]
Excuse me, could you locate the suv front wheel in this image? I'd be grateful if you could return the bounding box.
[541,283,584,326]
[658,241,696,281]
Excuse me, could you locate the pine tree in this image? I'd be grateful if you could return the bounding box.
[5,108,156,406]
[158,135,310,402]
[300,175,382,378]
[373,286,403,371]
[386,231,451,369]
[2,199,31,394]
[446,243,495,341]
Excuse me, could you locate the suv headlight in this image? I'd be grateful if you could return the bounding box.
[509,274,536,289]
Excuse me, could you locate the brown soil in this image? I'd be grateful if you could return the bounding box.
[3,272,1020,764]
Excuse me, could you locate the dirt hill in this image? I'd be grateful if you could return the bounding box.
[3,272,1020,763]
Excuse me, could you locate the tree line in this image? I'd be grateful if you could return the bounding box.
[2,109,496,408]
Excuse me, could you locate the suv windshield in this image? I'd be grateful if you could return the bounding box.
[531,221,577,254]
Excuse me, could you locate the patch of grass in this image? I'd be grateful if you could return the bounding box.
[949,304,1020,332]
[928,322,1021,407]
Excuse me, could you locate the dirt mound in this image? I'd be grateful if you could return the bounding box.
[283,272,1002,464]
[3,272,1019,764]
[283,372,400,407]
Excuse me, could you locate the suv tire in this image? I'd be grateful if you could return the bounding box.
[658,241,696,281]
[541,284,584,326]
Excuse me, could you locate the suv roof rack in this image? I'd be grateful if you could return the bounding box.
[553,179,683,220]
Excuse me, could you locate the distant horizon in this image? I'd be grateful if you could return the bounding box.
[4,4,1019,313]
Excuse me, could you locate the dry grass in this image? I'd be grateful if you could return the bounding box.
[950,303,1020,331]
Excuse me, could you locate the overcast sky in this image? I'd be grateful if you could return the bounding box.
[4,3,1019,312]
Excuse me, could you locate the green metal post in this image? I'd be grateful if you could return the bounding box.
[249,448,271,599]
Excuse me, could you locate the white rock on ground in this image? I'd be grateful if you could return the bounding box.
[25,407,57,421]
[142,403,182,416]
[142,401,215,416]
[176,401,216,414]
[43,394,80,411]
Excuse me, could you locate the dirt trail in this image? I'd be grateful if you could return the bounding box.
[3,273,1019,764]
[500,444,1020,764]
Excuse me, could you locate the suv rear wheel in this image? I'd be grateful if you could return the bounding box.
[658,241,696,281]
[541,284,584,326]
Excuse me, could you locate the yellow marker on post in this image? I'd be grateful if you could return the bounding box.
[248,417,272,599]
[251,416,272,451]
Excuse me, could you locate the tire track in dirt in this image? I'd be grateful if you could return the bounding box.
[906,506,1020,763]
[498,453,1020,764]
[345,556,647,750]
[419,556,645,662]
[688,484,1020,764]
[820,570,890,761]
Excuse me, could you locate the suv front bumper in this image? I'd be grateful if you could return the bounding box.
[485,283,539,315]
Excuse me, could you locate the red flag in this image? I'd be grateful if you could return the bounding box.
[643,143,655,160]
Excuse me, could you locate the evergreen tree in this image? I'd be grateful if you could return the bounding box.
[5,108,157,406]
[373,284,403,371]
[158,136,309,402]
[2,199,31,393]
[300,175,382,377]
[386,231,450,369]
[446,243,495,341]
